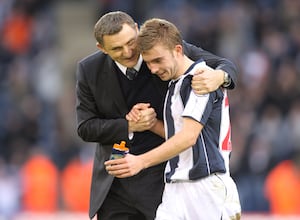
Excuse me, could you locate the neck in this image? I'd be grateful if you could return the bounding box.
[174,55,194,79]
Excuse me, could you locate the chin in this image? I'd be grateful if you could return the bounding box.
[126,59,138,67]
[160,76,169,81]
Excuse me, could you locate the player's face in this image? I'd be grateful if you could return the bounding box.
[98,23,140,68]
[142,44,181,81]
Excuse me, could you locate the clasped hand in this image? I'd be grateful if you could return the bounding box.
[127,103,157,132]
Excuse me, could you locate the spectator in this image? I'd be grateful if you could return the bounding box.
[20,149,59,212]
[61,156,93,212]
[264,148,300,214]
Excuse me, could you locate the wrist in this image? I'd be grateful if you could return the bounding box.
[222,71,231,88]
[138,155,148,170]
[127,119,134,133]
[150,119,165,138]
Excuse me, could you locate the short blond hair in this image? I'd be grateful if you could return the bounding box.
[137,18,183,52]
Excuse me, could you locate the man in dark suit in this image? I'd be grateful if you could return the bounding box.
[75,11,237,220]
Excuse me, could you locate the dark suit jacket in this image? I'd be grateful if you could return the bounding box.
[75,41,237,219]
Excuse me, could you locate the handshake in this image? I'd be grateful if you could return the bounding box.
[127,103,164,138]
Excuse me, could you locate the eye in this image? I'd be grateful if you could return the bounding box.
[153,58,161,64]
[112,47,122,52]
[127,39,136,46]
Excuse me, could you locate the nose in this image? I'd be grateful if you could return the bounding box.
[148,63,159,74]
[123,45,132,57]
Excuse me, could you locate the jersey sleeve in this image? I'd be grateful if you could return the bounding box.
[182,90,213,126]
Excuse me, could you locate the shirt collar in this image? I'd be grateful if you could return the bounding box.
[115,55,143,75]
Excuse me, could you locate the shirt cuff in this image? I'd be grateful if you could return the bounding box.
[128,132,134,140]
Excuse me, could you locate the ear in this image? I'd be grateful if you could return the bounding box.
[174,44,183,57]
[96,42,108,54]
[175,44,183,53]
[134,23,139,33]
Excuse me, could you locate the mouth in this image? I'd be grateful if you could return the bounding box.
[157,71,167,78]
[128,52,139,61]
[126,55,136,61]
[123,54,139,66]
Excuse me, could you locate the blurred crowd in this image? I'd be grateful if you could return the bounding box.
[0,0,90,218]
[0,0,300,218]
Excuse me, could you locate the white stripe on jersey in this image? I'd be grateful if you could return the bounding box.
[219,89,232,174]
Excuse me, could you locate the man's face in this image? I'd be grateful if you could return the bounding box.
[142,43,180,81]
[98,23,140,68]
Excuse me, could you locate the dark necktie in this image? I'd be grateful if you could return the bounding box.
[126,68,138,80]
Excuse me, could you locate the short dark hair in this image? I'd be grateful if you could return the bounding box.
[94,11,136,45]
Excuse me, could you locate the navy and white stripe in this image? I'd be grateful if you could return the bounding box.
[163,60,226,183]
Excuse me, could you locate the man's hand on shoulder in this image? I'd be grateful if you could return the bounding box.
[191,66,225,94]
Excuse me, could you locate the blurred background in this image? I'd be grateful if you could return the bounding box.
[0,0,300,219]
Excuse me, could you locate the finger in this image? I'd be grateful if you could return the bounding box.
[104,158,124,167]
[132,108,142,120]
[193,88,209,95]
[126,113,132,121]
[140,107,155,115]
[108,167,128,175]
[146,118,157,129]
[114,172,132,178]
[133,103,150,110]
[140,109,156,120]
[141,117,156,129]
[193,68,205,75]
[192,73,205,81]
[106,163,128,174]
[127,111,140,122]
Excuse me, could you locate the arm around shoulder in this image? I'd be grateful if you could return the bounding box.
[183,41,238,89]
